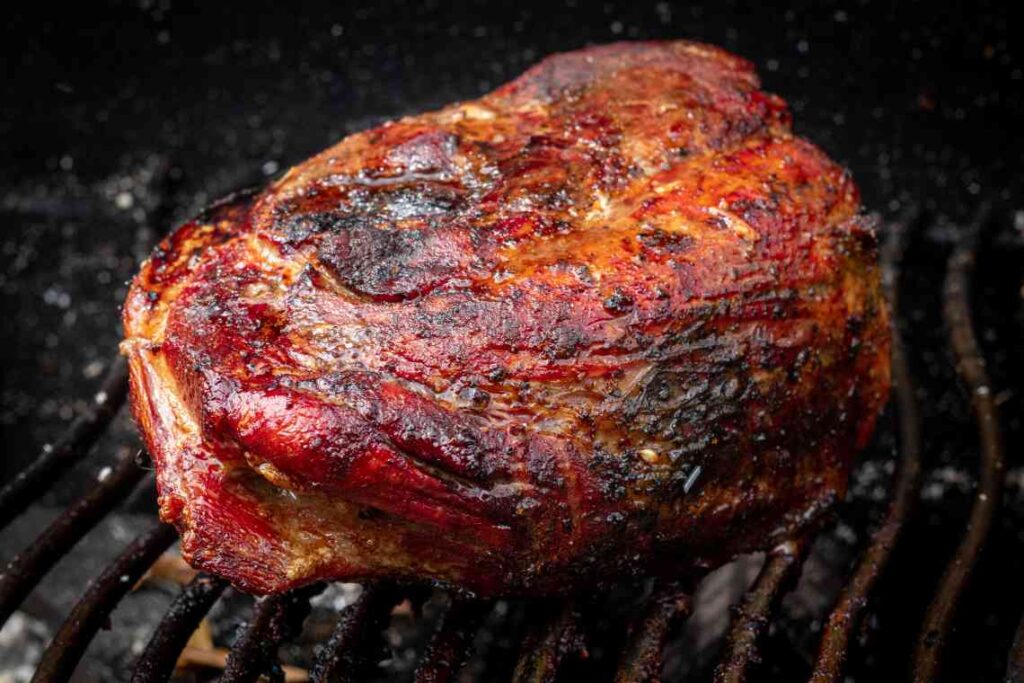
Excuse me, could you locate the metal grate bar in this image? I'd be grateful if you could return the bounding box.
[310,581,398,683]
[412,596,490,683]
[131,573,229,683]
[511,601,580,683]
[220,583,324,683]
[30,522,177,683]
[810,213,924,681]
[912,204,1005,681]
[0,451,148,628]
[0,357,128,531]
[713,538,809,683]
[613,583,692,683]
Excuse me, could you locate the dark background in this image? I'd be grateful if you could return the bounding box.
[1,1,1021,681]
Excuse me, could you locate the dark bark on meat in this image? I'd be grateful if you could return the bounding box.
[122,41,890,595]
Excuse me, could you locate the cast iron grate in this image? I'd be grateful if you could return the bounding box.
[0,203,1016,683]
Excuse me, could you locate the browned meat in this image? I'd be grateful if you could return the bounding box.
[122,40,890,595]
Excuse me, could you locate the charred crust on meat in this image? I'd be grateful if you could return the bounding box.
[121,40,890,596]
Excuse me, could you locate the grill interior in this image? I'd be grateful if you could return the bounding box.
[0,202,1021,683]
[1,2,1021,681]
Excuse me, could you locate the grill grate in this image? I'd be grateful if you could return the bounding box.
[0,204,1017,682]
[714,537,809,683]
[31,523,177,683]
[130,574,228,683]
[0,357,130,530]
[809,209,924,682]
[221,584,325,683]
[309,581,397,683]
[511,600,580,682]
[912,203,1006,681]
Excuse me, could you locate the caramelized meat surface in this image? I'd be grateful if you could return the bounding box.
[123,41,889,595]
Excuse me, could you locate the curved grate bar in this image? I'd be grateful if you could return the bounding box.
[131,573,229,683]
[412,596,490,683]
[0,451,149,628]
[810,212,924,681]
[511,601,580,683]
[0,357,129,531]
[712,538,809,683]
[310,581,398,683]
[30,522,177,683]
[614,583,692,683]
[912,204,1005,682]
[220,583,324,683]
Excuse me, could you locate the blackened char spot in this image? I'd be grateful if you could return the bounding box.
[602,289,634,314]
[301,213,476,301]
[638,228,695,254]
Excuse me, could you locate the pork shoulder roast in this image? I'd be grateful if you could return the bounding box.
[122,41,890,595]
